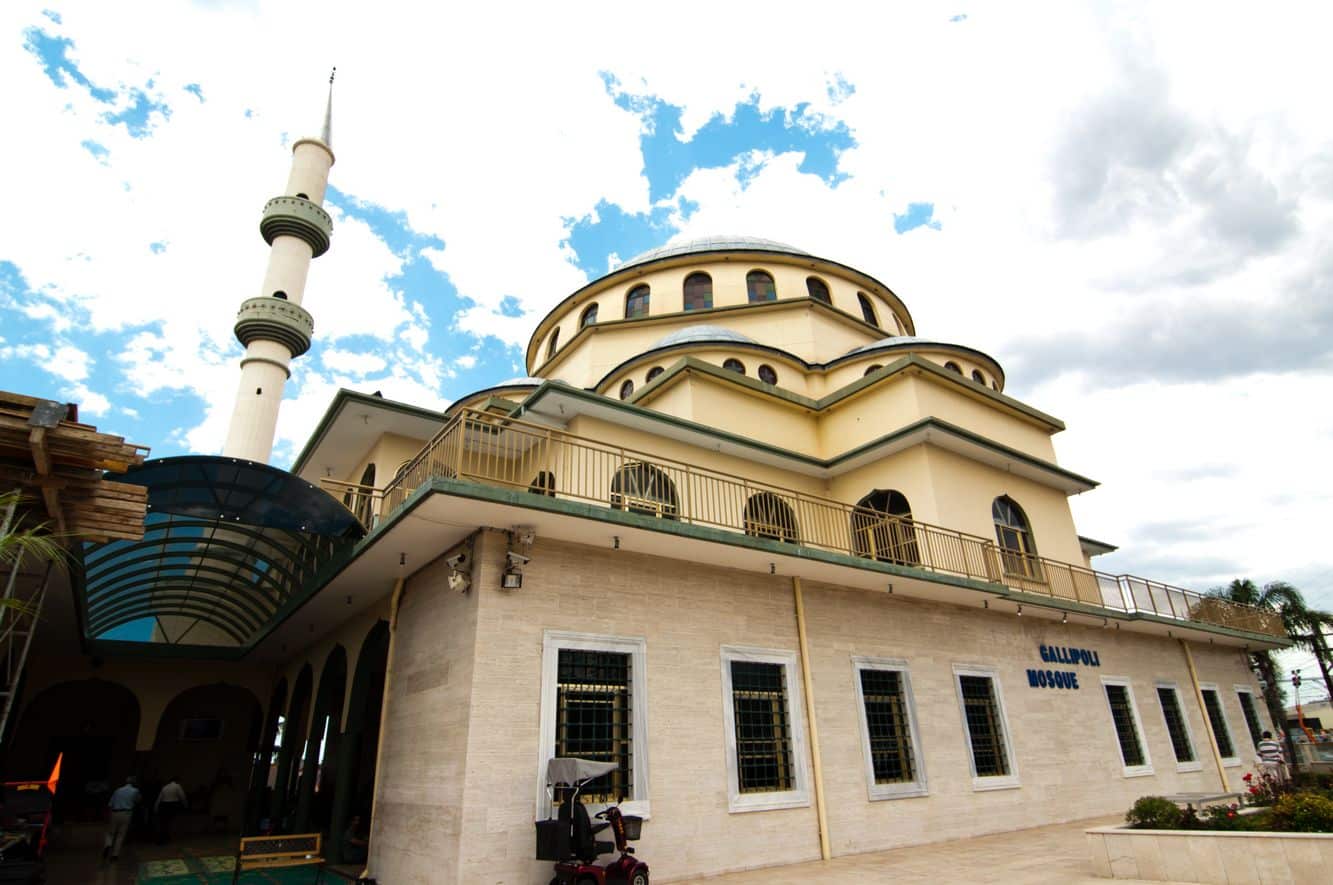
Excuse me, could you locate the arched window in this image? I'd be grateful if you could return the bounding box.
[528,471,556,497]
[619,379,635,400]
[971,369,986,385]
[746,270,777,303]
[547,328,560,359]
[758,364,778,385]
[745,492,799,543]
[944,361,963,374]
[580,303,599,327]
[684,272,713,311]
[723,358,746,375]
[646,366,664,383]
[625,285,650,319]
[851,490,918,565]
[611,462,679,519]
[991,380,1000,391]
[863,364,883,377]
[806,277,831,304]
[355,463,376,526]
[857,292,879,326]
[992,496,1038,578]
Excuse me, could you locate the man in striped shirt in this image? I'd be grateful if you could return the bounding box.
[1256,731,1287,780]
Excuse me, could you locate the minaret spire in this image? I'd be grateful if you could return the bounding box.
[221,77,338,463]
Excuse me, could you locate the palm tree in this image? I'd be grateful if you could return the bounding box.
[1290,607,1333,706]
[0,490,68,619]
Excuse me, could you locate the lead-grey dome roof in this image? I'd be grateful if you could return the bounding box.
[651,325,758,349]
[618,235,809,272]
[494,376,544,387]
[846,336,959,356]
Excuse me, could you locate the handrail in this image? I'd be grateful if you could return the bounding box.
[326,407,1284,640]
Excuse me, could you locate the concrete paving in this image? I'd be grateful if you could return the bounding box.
[682,814,1187,884]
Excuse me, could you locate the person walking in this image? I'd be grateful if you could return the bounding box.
[104,775,141,862]
[1256,730,1287,781]
[154,776,188,844]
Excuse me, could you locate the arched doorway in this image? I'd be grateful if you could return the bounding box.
[852,490,919,565]
[6,679,139,823]
[270,664,312,830]
[150,683,262,835]
[294,646,347,832]
[246,678,287,832]
[329,621,389,863]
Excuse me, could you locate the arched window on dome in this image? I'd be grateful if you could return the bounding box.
[944,361,963,374]
[625,285,650,319]
[758,364,778,385]
[745,492,799,543]
[684,272,713,311]
[992,380,1000,391]
[618,379,635,400]
[528,471,556,497]
[546,328,560,360]
[992,496,1039,579]
[806,277,831,304]
[580,303,599,327]
[971,369,986,385]
[746,271,777,303]
[646,366,664,383]
[863,364,884,377]
[723,358,746,375]
[857,292,879,327]
[851,490,918,565]
[611,462,679,520]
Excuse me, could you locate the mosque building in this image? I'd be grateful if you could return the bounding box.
[0,87,1289,883]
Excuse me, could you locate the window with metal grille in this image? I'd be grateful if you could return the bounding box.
[1105,684,1146,767]
[1237,691,1263,750]
[860,669,915,784]
[555,649,632,803]
[730,660,794,793]
[1157,686,1195,763]
[958,674,1009,777]
[1200,688,1235,758]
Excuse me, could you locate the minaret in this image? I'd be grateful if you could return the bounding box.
[222,71,337,463]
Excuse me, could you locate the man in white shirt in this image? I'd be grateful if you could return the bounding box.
[155,777,188,844]
[1256,730,1287,781]
[104,775,140,861]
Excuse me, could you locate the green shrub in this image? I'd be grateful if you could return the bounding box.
[1126,796,1183,830]
[1196,803,1245,830]
[1270,792,1333,833]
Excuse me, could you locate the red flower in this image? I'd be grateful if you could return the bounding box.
[1243,773,1253,782]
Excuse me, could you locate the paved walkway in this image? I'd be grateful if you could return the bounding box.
[684,814,1185,884]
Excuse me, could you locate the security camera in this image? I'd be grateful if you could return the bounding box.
[448,571,470,594]
[445,552,467,569]
[506,551,530,567]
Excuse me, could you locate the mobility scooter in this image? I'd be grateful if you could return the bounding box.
[537,758,649,885]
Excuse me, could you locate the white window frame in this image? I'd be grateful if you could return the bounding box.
[1155,680,1202,773]
[536,631,650,821]
[1101,677,1154,778]
[720,645,812,813]
[952,663,1020,791]
[1234,685,1267,752]
[1198,683,1240,767]
[852,656,928,800]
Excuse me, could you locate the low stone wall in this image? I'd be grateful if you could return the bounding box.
[1086,825,1333,883]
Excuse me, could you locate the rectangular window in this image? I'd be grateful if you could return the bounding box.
[555,649,631,803]
[1200,686,1237,763]
[720,646,810,812]
[853,657,927,799]
[537,632,649,820]
[1102,678,1153,777]
[953,665,1018,790]
[1236,688,1264,751]
[1156,683,1200,771]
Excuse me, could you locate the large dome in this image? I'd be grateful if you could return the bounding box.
[618,235,809,272]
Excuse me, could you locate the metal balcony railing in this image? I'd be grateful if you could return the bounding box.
[322,408,1286,640]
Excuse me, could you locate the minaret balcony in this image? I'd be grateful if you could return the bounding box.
[260,196,333,257]
[234,297,314,356]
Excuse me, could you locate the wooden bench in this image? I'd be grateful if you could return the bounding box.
[231,832,325,884]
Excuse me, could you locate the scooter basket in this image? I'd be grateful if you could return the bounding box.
[620,815,643,840]
[534,819,568,861]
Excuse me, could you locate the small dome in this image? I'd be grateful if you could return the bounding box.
[493,376,544,387]
[651,325,759,350]
[618,235,809,272]
[845,336,956,356]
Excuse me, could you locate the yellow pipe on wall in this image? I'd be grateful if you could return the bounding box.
[1180,639,1229,791]
[792,576,831,861]
[361,575,406,881]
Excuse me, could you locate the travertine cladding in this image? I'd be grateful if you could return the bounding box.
[369,535,1266,884]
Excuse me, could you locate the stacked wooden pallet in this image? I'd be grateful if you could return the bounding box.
[0,390,149,542]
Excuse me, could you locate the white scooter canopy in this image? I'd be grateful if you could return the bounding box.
[546,757,617,788]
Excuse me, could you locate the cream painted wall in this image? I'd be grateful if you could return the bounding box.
[827,447,941,526]
[345,432,428,488]
[817,376,923,457]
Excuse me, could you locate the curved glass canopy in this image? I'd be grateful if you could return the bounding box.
[80,456,364,653]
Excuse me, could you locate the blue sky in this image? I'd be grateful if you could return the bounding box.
[3,2,1332,675]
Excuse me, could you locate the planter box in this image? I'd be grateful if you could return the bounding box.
[1086,824,1333,883]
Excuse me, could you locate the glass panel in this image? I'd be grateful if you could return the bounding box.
[684,273,713,310]
[746,272,776,303]
[1157,687,1195,763]
[1201,689,1235,758]
[1237,692,1263,750]
[556,649,632,803]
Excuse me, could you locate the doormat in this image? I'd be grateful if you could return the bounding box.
[138,851,321,883]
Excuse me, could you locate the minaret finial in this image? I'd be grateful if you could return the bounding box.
[321,67,335,147]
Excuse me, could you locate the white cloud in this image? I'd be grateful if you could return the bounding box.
[321,348,387,376]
